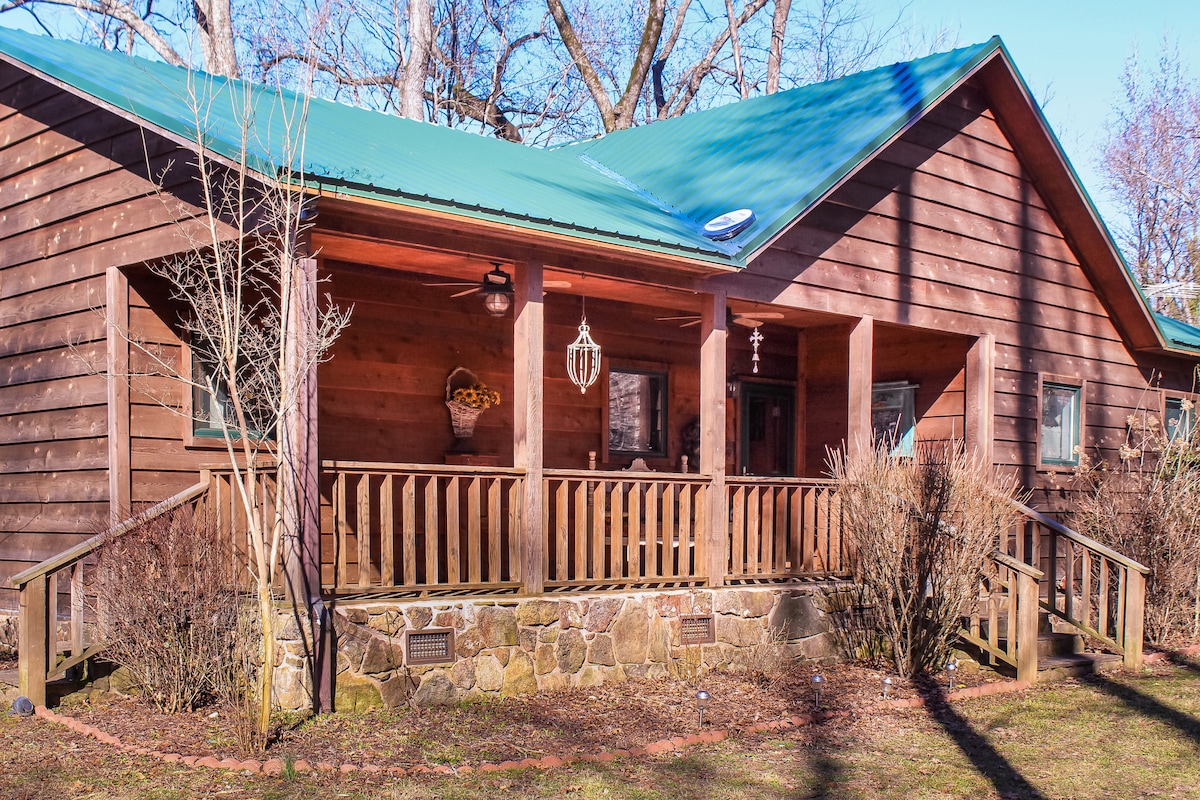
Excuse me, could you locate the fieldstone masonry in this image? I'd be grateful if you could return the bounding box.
[273,586,839,711]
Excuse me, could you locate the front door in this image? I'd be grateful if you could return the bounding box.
[739,383,795,476]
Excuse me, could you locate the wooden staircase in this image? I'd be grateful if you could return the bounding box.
[958,502,1148,684]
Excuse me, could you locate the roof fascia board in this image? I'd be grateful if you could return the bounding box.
[740,40,1003,263]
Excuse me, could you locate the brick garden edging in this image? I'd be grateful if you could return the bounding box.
[28,677,1036,778]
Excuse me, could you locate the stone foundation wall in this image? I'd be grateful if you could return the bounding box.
[274,587,841,711]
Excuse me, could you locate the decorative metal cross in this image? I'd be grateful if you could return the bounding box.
[749,326,764,374]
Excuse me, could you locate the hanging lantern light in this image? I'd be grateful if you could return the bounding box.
[567,296,601,394]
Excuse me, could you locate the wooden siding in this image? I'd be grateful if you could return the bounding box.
[749,83,1195,506]
[0,67,206,609]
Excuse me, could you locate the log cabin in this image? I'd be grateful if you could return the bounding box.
[1,29,1190,706]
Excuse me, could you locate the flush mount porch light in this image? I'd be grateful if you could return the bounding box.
[479,264,514,316]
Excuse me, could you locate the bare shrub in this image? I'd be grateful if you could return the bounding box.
[830,441,1023,678]
[1071,408,1200,646]
[742,626,790,687]
[93,507,248,714]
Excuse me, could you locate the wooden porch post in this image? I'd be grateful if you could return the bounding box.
[514,260,545,594]
[700,291,728,586]
[795,330,808,476]
[847,316,873,456]
[105,267,131,523]
[280,255,329,711]
[966,333,995,466]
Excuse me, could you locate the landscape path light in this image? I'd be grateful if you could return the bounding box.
[811,674,825,709]
[881,676,894,699]
[946,660,958,691]
[695,689,711,727]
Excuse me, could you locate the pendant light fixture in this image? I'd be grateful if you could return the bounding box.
[567,294,601,394]
[750,326,763,374]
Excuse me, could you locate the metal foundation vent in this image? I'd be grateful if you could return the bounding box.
[405,628,456,665]
[680,614,715,645]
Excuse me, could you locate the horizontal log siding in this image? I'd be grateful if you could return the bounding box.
[756,85,1192,499]
[0,67,204,609]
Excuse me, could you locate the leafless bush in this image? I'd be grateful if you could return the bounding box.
[742,625,791,687]
[1071,409,1200,646]
[93,507,249,714]
[830,441,1023,678]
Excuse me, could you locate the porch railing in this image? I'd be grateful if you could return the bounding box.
[725,477,848,581]
[323,461,524,596]
[542,470,708,590]
[10,480,209,706]
[960,550,1043,683]
[1009,501,1148,669]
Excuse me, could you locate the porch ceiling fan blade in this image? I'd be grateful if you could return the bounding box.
[656,315,701,322]
[450,287,478,298]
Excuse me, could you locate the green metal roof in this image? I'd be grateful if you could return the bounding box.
[0,27,999,266]
[3,26,1199,354]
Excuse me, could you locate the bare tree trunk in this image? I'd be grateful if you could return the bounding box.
[724,0,749,99]
[193,0,240,77]
[401,0,433,120]
[766,0,791,94]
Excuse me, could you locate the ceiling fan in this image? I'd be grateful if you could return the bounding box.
[657,309,785,328]
[424,264,572,298]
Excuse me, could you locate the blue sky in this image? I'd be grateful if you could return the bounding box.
[890,0,1200,223]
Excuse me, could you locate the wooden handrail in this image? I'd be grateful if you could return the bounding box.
[1012,500,1149,575]
[9,480,209,588]
[544,468,711,482]
[725,476,837,486]
[990,549,1044,580]
[323,460,525,477]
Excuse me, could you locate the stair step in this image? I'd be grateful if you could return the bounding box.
[1037,652,1123,681]
[1038,632,1083,658]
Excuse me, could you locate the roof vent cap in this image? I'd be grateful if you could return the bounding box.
[702,208,756,240]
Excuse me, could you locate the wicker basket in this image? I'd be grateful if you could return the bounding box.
[446,367,486,438]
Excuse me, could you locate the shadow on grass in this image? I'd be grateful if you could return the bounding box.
[1082,670,1200,745]
[1166,653,1200,676]
[916,676,1047,800]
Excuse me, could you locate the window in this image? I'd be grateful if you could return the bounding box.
[606,367,667,458]
[1164,394,1194,442]
[190,348,274,441]
[1040,378,1083,467]
[872,381,917,457]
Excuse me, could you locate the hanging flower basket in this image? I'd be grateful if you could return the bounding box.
[445,367,500,439]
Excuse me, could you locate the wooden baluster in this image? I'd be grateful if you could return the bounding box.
[680,485,694,579]
[508,479,522,583]
[829,489,843,573]
[355,474,372,588]
[1046,525,1057,615]
[749,486,763,575]
[488,479,503,583]
[628,482,642,579]
[988,572,1000,660]
[70,562,84,662]
[610,482,625,579]
[446,476,461,585]
[662,483,677,579]
[468,477,482,585]
[573,479,587,583]
[789,486,802,575]
[402,475,417,587]
[425,476,440,586]
[555,480,570,582]
[592,479,606,580]
[803,487,818,572]
[380,475,395,587]
[335,472,348,589]
[774,487,787,574]
[541,478,551,583]
[1099,558,1111,639]
[1116,565,1127,649]
[1080,548,1093,632]
[645,482,660,579]
[1064,540,1075,622]
[731,486,745,577]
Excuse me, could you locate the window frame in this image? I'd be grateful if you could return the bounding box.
[601,362,669,464]
[183,339,275,449]
[1037,373,1086,470]
[871,380,918,457]
[1162,390,1197,443]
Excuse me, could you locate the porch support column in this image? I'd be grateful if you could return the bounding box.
[847,315,873,456]
[514,260,545,594]
[105,267,131,523]
[966,333,995,467]
[280,255,328,711]
[700,291,728,587]
[795,330,808,476]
